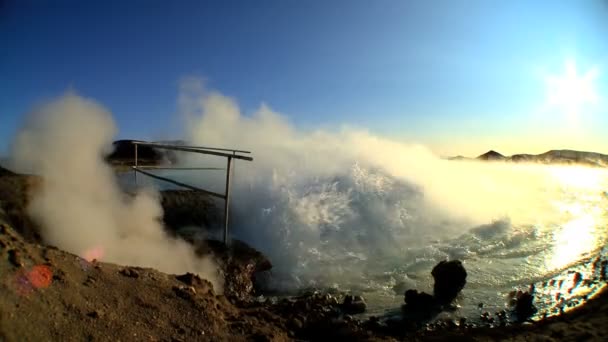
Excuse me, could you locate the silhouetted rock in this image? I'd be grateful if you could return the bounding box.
[402,289,436,315]
[0,165,15,176]
[431,260,467,305]
[468,148,608,167]
[476,150,506,161]
[106,140,184,165]
[447,155,470,161]
[106,140,162,163]
[513,291,536,321]
[341,294,367,314]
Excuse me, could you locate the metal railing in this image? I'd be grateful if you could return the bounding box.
[131,140,253,244]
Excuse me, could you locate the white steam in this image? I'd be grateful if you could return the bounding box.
[10,93,222,291]
[178,78,606,291]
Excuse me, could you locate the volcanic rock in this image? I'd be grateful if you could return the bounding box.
[431,260,467,305]
[119,267,140,278]
[403,289,436,312]
[514,291,536,321]
[194,239,273,303]
[341,295,367,314]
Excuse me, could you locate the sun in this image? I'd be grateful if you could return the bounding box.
[545,60,600,118]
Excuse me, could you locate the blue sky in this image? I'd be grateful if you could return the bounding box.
[2,0,608,156]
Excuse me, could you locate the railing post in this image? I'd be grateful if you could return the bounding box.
[223,156,233,245]
[134,143,138,187]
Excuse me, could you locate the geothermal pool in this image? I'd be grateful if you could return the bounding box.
[119,160,608,322]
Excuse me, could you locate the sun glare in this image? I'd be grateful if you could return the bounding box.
[550,166,604,190]
[545,60,600,118]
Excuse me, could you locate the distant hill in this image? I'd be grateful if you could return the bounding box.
[525,150,608,167]
[449,149,608,167]
[447,155,470,161]
[106,140,185,165]
[476,150,506,161]
[0,165,15,176]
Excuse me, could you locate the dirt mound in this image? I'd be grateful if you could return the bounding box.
[0,221,290,341]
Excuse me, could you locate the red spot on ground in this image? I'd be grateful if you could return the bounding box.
[27,265,53,289]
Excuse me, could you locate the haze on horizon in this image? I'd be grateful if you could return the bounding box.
[2,0,608,157]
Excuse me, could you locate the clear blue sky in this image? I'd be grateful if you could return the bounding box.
[2,0,608,156]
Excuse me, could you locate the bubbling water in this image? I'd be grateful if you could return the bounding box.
[172,80,608,317]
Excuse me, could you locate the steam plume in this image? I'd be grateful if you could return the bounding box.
[178,78,605,290]
[10,93,222,291]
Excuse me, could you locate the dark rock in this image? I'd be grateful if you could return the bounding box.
[403,289,436,312]
[0,166,15,176]
[83,276,96,287]
[431,260,467,305]
[161,190,220,233]
[401,289,440,322]
[8,249,22,267]
[193,239,272,303]
[176,273,204,286]
[86,311,100,319]
[513,291,536,321]
[288,317,303,331]
[341,295,367,314]
[459,317,467,328]
[119,268,139,278]
[105,140,174,165]
[173,285,197,300]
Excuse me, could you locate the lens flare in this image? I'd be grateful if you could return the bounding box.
[82,246,105,262]
[545,60,600,118]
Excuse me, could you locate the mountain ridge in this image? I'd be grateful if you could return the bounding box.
[448,149,608,167]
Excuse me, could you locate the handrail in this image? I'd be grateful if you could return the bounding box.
[136,166,225,170]
[131,140,253,244]
[132,141,253,161]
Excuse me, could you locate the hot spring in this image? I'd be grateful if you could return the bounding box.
[117,83,608,322]
[122,156,608,322]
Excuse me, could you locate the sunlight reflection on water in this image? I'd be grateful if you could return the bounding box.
[549,213,596,270]
[546,166,608,271]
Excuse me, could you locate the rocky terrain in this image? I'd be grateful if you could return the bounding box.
[1,165,608,341]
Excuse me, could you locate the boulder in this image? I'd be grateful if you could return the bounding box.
[341,295,367,314]
[403,289,435,312]
[194,239,272,303]
[431,260,467,305]
[513,291,536,321]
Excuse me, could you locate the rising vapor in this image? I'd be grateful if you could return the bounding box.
[178,78,605,291]
[10,93,222,291]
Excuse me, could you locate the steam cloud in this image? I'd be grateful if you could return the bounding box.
[178,78,605,290]
[10,81,604,295]
[10,93,222,291]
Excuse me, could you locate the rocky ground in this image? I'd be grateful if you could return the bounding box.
[1,166,608,341]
